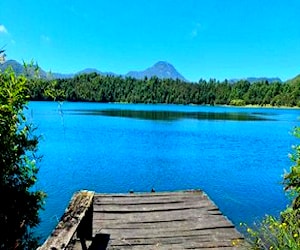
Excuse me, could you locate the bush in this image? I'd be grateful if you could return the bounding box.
[0,67,45,249]
[244,127,300,249]
[243,209,300,249]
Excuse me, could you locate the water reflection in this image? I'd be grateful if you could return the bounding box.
[66,109,271,121]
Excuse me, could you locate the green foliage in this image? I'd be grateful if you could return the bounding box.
[244,127,300,249]
[230,99,246,106]
[284,127,300,209]
[0,67,45,249]
[44,80,66,101]
[25,73,300,107]
[242,211,300,249]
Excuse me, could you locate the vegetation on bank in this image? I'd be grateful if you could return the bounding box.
[0,67,45,249]
[26,73,300,107]
[244,127,300,249]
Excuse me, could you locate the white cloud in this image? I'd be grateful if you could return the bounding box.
[0,25,8,34]
[191,29,198,38]
[190,23,201,38]
[41,34,51,43]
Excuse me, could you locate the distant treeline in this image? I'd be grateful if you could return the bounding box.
[27,73,300,107]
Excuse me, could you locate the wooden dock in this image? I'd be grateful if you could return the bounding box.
[90,190,243,249]
[40,190,245,249]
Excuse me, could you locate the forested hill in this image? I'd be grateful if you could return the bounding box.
[28,72,300,107]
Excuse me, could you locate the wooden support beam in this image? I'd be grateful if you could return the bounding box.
[38,190,94,250]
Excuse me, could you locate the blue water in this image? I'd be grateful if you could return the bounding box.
[26,102,300,241]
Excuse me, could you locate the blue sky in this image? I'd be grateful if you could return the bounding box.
[0,0,299,82]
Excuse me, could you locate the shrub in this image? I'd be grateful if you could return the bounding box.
[244,127,300,249]
[0,67,45,249]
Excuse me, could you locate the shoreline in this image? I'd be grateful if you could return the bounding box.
[219,104,300,109]
[28,99,300,109]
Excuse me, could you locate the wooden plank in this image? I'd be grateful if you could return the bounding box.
[105,232,242,249]
[70,238,241,250]
[93,191,218,213]
[106,241,236,249]
[99,226,240,240]
[94,198,212,206]
[94,204,215,213]
[93,218,234,230]
[94,191,206,203]
[95,190,203,197]
[94,192,205,201]
[93,208,222,221]
[38,190,94,250]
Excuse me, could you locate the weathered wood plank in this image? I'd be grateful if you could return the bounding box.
[107,239,239,249]
[94,191,207,203]
[38,190,94,250]
[94,199,214,207]
[95,190,202,198]
[107,233,239,244]
[71,238,241,250]
[93,203,216,213]
[93,208,222,221]
[94,218,234,230]
[106,231,242,249]
[99,226,241,240]
[94,191,206,203]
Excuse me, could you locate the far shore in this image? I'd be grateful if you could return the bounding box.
[29,100,300,109]
[231,104,300,109]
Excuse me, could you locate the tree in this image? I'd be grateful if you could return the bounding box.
[0,67,45,249]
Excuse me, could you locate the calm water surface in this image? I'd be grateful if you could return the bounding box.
[27,102,300,240]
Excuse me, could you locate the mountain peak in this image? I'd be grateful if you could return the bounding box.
[126,61,187,81]
[153,61,172,67]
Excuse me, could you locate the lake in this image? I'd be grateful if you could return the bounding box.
[26,101,300,241]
